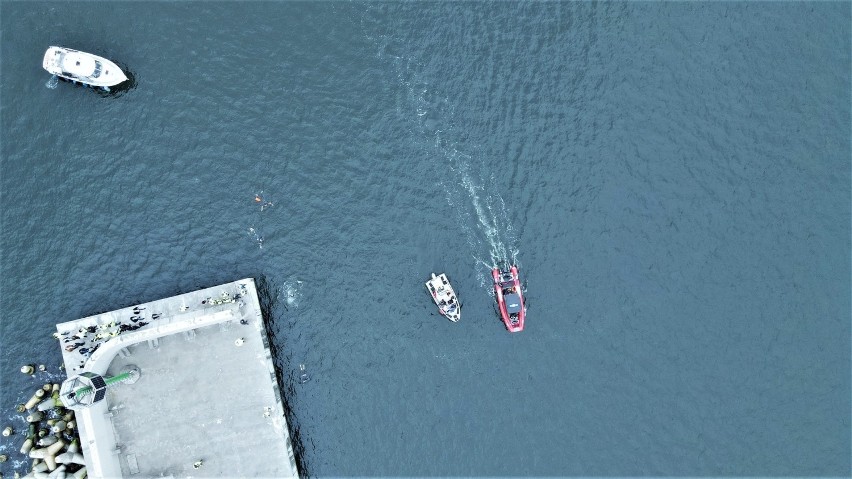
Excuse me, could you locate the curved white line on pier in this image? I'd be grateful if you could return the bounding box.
[76,305,237,478]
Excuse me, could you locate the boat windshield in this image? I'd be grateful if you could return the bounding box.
[91,61,102,78]
[504,293,522,313]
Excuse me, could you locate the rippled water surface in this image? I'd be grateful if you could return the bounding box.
[1,2,850,476]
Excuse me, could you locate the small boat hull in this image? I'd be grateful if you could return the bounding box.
[492,266,525,332]
[425,273,461,322]
[43,46,127,88]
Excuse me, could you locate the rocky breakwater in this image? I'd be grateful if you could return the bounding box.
[2,365,87,479]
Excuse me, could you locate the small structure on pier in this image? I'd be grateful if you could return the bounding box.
[59,366,141,410]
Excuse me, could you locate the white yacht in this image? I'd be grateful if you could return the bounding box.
[425,273,460,322]
[42,46,127,88]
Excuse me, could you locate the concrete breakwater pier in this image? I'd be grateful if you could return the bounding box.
[36,278,300,478]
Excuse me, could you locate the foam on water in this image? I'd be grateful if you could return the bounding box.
[246,227,263,249]
[279,279,303,310]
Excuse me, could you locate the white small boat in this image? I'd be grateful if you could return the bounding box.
[425,273,460,322]
[42,46,127,88]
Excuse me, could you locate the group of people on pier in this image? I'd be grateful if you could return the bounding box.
[54,305,159,369]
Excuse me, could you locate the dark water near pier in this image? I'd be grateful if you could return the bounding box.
[1,2,850,476]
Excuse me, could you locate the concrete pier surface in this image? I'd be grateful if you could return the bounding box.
[56,278,299,478]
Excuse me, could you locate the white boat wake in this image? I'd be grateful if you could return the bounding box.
[369,19,520,283]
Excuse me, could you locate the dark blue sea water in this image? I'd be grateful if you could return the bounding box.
[1,2,850,476]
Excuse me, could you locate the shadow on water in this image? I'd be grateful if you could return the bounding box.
[53,66,137,98]
[255,275,311,478]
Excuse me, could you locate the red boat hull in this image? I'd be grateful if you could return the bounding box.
[492,266,525,332]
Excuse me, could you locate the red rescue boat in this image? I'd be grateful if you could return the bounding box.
[492,265,525,332]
